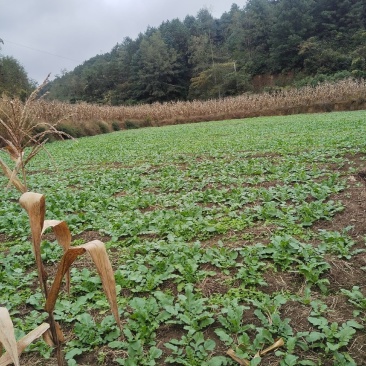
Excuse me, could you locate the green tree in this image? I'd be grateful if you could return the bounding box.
[188,34,213,74]
[159,19,191,100]
[231,0,275,75]
[130,31,182,103]
[0,56,34,99]
[269,0,315,72]
[299,37,351,75]
[313,0,365,41]
[350,31,366,77]
[109,36,144,104]
[188,61,249,99]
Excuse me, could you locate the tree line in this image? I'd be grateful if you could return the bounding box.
[4,0,366,104]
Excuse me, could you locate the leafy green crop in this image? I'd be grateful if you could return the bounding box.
[1,110,366,364]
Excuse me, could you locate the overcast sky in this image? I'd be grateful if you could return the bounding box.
[1,0,244,84]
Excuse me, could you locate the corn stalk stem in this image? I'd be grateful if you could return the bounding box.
[0,157,26,193]
[47,312,64,366]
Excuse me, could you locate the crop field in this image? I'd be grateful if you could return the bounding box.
[1,110,366,365]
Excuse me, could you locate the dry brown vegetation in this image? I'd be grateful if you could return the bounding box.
[0,76,73,191]
[7,78,366,138]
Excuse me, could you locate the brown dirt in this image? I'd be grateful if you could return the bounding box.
[72,230,112,244]
[0,233,9,244]
[197,272,231,297]
[261,269,304,294]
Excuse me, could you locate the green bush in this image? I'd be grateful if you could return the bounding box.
[125,120,140,129]
[294,71,354,88]
[111,121,121,131]
[98,121,110,134]
[58,123,83,138]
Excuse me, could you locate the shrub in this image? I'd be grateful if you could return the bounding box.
[111,120,121,131]
[125,120,140,129]
[57,122,82,138]
[97,120,110,134]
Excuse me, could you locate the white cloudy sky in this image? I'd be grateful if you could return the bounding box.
[1,0,244,84]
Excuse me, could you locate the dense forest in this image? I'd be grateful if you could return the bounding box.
[45,0,366,104]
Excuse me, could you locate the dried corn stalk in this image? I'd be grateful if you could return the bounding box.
[0,75,72,192]
[0,307,49,366]
[227,338,284,365]
[19,191,121,365]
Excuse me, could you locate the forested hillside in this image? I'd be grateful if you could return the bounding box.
[47,0,366,105]
[0,40,35,100]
